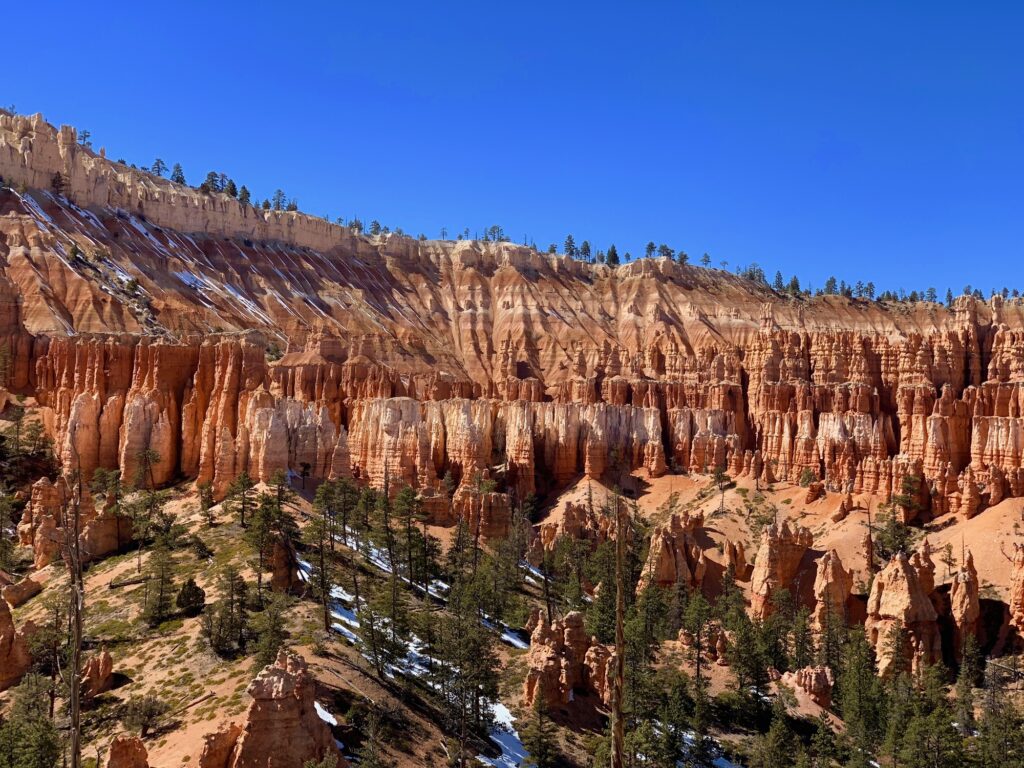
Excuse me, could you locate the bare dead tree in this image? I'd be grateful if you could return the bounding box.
[610,487,626,768]
[56,461,85,768]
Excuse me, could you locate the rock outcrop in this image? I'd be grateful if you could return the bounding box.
[950,550,981,657]
[82,647,115,700]
[750,522,813,619]
[523,610,609,709]
[811,549,853,632]
[865,548,941,676]
[1008,543,1024,637]
[780,666,834,709]
[7,112,1024,686]
[104,735,148,768]
[638,511,705,592]
[0,597,31,691]
[2,575,42,608]
[197,651,345,768]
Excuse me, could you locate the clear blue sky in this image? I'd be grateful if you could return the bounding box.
[6,1,1022,294]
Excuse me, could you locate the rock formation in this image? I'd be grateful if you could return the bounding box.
[638,510,705,592]
[865,548,941,676]
[811,549,853,633]
[522,610,609,709]
[950,550,981,657]
[779,666,834,709]
[0,597,31,691]
[1008,543,1024,637]
[197,651,346,768]
[2,575,42,608]
[750,521,813,619]
[82,647,115,700]
[0,116,1022,533]
[104,735,149,768]
[5,112,1024,692]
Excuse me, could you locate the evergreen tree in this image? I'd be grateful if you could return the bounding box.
[563,234,576,258]
[751,697,796,768]
[701,253,711,267]
[143,544,175,627]
[225,179,238,197]
[203,566,250,657]
[520,695,559,768]
[176,577,206,617]
[836,628,885,758]
[976,663,1024,767]
[645,241,656,259]
[606,244,620,266]
[683,590,713,690]
[0,673,60,768]
[122,694,170,738]
[773,271,785,291]
[305,484,338,632]
[238,185,251,205]
[227,470,255,527]
[151,158,167,177]
[579,240,591,261]
[252,595,287,668]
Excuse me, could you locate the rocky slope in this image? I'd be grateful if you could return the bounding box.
[3,110,1024,734]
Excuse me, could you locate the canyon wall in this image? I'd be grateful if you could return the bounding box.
[3,113,1024,532]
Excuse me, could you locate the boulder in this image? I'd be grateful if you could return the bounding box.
[2,576,42,608]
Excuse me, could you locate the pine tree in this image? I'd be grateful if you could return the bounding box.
[305,485,338,632]
[836,628,885,758]
[563,234,576,257]
[0,674,61,768]
[238,185,251,205]
[225,179,238,198]
[176,577,206,617]
[203,566,250,657]
[143,545,175,627]
[579,240,591,261]
[520,695,559,768]
[976,663,1024,767]
[252,595,287,668]
[683,590,713,690]
[773,271,785,291]
[50,171,67,195]
[151,158,167,177]
[701,253,711,267]
[606,244,620,266]
[751,697,796,768]
[245,493,282,606]
[645,241,656,258]
[227,470,255,527]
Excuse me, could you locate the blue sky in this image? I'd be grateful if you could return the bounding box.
[6,1,1022,294]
